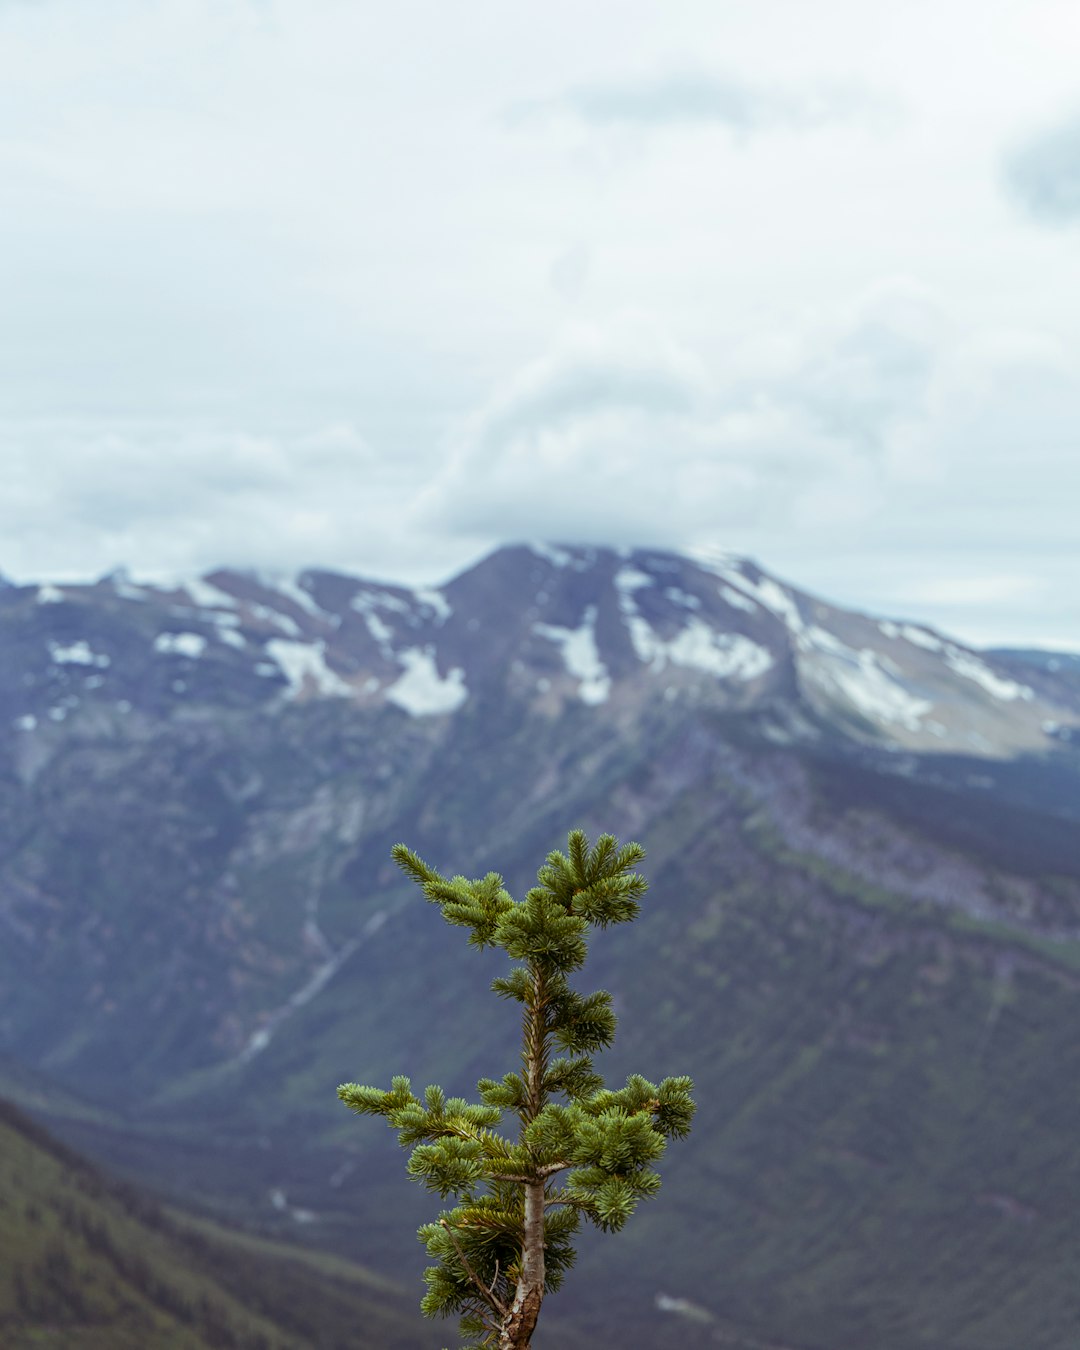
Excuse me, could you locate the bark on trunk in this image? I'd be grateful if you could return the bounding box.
[497,1179,545,1348]
[497,963,548,1348]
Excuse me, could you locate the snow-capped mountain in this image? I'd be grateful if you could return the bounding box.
[3,543,1077,766]
[3,543,1080,1350]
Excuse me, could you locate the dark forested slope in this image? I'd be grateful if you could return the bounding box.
[0,1097,425,1349]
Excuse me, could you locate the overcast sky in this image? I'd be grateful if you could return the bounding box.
[2,0,1079,648]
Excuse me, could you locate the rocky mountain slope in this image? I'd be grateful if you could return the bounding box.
[1,543,1078,1349]
[5,542,1077,764]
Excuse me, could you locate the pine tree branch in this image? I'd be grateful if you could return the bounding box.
[439,1218,508,1318]
[544,1190,588,1210]
[343,830,695,1350]
[489,1159,570,1184]
[539,1160,571,1177]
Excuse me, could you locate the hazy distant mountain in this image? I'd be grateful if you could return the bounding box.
[2,543,1079,1350]
[989,644,1080,688]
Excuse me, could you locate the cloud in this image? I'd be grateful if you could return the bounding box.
[469,323,705,452]
[901,575,1042,608]
[0,419,462,585]
[414,305,900,548]
[1004,115,1080,224]
[787,279,948,458]
[0,1,1075,648]
[549,243,592,302]
[510,69,896,136]
[412,281,1080,646]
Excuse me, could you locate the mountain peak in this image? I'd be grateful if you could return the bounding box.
[1,543,1077,765]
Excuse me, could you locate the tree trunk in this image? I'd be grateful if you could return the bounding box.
[498,1179,545,1348]
[497,962,548,1347]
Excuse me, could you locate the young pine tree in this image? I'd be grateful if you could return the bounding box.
[337,829,695,1350]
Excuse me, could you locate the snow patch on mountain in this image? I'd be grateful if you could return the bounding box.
[153,632,208,659]
[49,640,110,668]
[364,612,394,648]
[265,640,352,698]
[533,607,611,705]
[349,591,402,655]
[703,560,805,629]
[614,566,772,682]
[944,649,1033,702]
[527,542,597,571]
[878,618,1034,702]
[36,585,64,604]
[734,574,804,632]
[193,610,247,650]
[614,565,654,596]
[879,620,945,653]
[528,542,574,568]
[686,544,741,572]
[801,628,932,731]
[253,571,338,625]
[182,577,238,611]
[664,587,701,610]
[247,604,302,638]
[650,622,773,681]
[903,625,943,651]
[718,584,757,613]
[349,588,414,646]
[385,647,468,715]
[108,574,150,602]
[412,587,452,622]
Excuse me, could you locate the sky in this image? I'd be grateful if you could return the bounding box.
[1,0,1079,650]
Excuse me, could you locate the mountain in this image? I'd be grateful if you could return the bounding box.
[1,543,1079,1349]
[6,544,1077,763]
[0,1094,428,1349]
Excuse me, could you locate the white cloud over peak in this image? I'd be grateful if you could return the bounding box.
[0,419,436,584]
[418,282,1080,646]
[510,69,899,137]
[0,0,1077,648]
[1005,114,1080,224]
[422,284,946,544]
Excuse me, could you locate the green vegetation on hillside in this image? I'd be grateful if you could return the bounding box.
[0,1098,422,1349]
[4,686,1080,1350]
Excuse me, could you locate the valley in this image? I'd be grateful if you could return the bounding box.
[1,543,1078,1348]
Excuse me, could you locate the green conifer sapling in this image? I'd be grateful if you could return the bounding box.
[337,829,695,1349]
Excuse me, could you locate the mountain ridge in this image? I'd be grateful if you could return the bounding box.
[5,542,1078,763]
[2,541,1079,1349]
